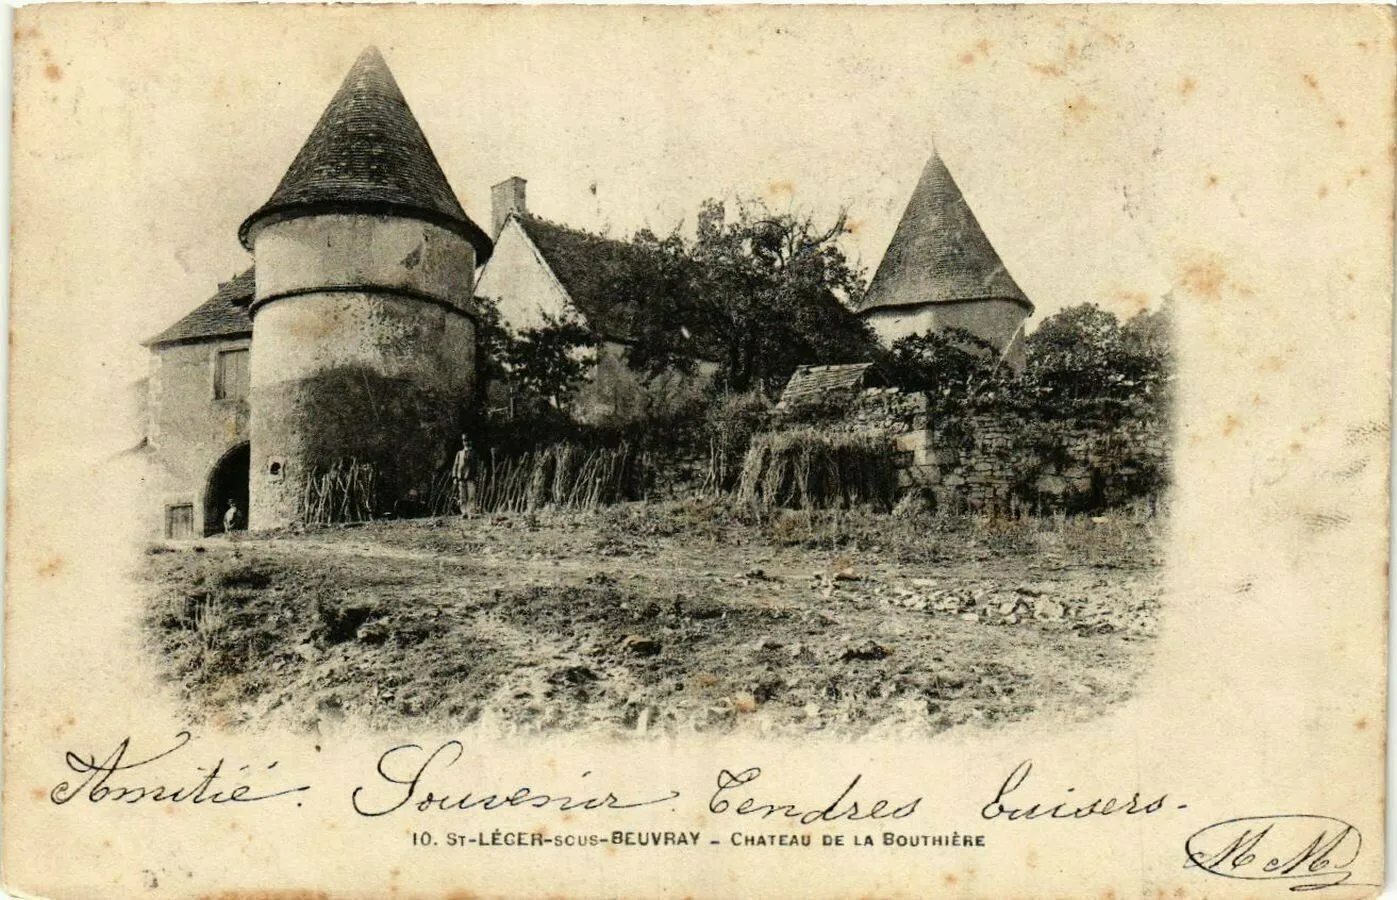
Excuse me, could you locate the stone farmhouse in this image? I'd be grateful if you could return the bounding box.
[140,47,1032,539]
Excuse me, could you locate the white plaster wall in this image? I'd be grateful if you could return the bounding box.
[472,217,577,331]
[254,214,477,310]
[146,338,251,535]
[864,299,1030,368]
[250,295,474,397]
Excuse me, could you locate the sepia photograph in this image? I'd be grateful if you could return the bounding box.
[122,39,1174,739]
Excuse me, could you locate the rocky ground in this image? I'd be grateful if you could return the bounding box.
[138,499,1163,739]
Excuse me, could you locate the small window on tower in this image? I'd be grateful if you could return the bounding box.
[214,348,250,400]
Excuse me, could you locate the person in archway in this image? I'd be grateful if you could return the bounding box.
[452,435,478,520]
[223,500,242,533]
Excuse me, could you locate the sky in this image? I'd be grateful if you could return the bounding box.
[10,4,1392,455]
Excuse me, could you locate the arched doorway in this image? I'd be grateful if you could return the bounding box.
[204,443,250,535]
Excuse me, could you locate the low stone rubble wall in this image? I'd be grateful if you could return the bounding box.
[773,387,1169,514]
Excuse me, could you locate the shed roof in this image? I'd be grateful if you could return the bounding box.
[777,362,878,408]
[859,148,1031,315]
[238,47,491,263]
[145,268,255,347]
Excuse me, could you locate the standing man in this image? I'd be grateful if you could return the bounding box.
[452,434,477,519]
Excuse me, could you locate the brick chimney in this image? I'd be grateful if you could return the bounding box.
[491,176,527,237]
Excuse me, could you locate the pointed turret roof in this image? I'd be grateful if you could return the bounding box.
[859,148,1030,314]
[238,47,491,262]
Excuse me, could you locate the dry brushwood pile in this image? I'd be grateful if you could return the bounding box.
[140,500,1162,738]
[737,429,899,511]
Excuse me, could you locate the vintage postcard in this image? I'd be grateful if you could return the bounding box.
[5,4,1392,898]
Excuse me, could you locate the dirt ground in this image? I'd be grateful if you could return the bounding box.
[138,499,1163,739]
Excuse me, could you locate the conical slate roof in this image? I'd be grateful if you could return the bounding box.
[239,47,492,262]
[860,149,1030,314]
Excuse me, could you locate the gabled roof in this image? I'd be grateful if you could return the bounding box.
[777,363,879,408]
[859,148,1031,315]
[515,215,647,342]
[145,268,255,347]
[238,47,491,263]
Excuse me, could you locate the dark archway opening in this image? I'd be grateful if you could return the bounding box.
[205,443,250,535]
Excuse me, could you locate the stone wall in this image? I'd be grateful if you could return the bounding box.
[773,387,1169,515]
[923,412,1169,514]
[146,337,252,537]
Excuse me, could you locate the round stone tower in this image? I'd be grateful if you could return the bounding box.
[239,47,493,530]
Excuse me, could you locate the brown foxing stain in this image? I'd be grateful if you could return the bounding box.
[1113,291,1151,318]
[1205,174,1220,188]
[845,218,864,236]
[29,787,44,801]
[766,180,795,199]
[958,39,991,66]
[1178,254,1232,302]
[37,555,63,577]
[1221,415,1241,437]
[1179,77,1196,96]
[1288,441,1303,454]
[1063,95,1098,123]
[1356,717,1368,731]
[1259,354,1285,372]
[44,63,61,82]
[1335,117,1348,129]
[1304,73,1321,92]
[943,873,958,886]
[1030,39,1079,78]
[1317,184,1330,199]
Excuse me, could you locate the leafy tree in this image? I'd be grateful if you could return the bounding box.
[882,327,1007,418]
[688,199,878,394]
[474,296,599,415]
[1019,301,1173,422]
[507,314,599,410]
[604,228,704,380]
[615,199,878,395]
